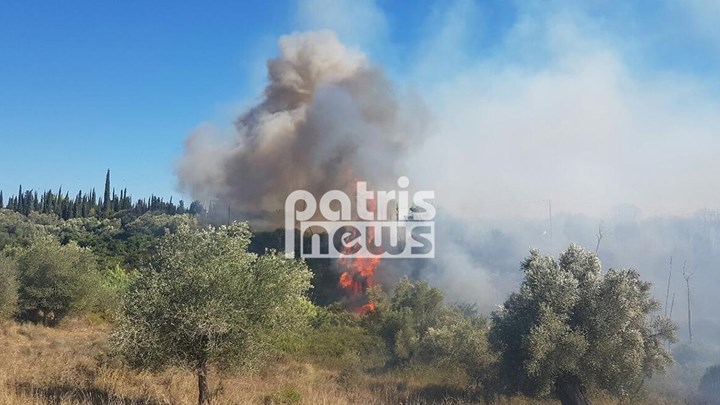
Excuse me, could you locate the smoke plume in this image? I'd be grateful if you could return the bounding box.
[177,31,428,225]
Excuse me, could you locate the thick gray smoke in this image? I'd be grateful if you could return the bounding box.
[177,31,427,225]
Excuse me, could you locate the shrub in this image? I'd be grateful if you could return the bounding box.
[16,236,102,325]
[0,255,18,319]
[95,264,140,320]
[279,304,386,369]
[365,278,445,365]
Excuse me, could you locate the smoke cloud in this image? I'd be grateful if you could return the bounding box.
[177,31,428,225]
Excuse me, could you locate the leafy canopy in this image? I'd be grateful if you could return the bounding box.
[112,222,315,372]
[489,244,676,400]
[367,278,495,387]
[16,236,102,323]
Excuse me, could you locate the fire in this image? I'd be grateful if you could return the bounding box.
[338,253,380,295]
[357,301,377,315]
[339,272,354,289]
[338,192,380,315]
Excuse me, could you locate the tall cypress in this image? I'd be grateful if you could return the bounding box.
[0,190,3,208]
[17,185,23,212]
[90,188,97,215]
[31,191,38,214]
[103,169,111,217]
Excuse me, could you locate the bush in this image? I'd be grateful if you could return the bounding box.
[363,278,496,396]
[417,306,496,392]
[17,236,103,325]
[96,264,139,320]
[279,304,386,369]
[365,278,445,364]
[0,255,18,319]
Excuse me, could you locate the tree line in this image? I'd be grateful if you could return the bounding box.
[0,170,205,220]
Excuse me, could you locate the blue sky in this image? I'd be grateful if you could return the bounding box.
[0,1,295,200]
[1,0,719,213]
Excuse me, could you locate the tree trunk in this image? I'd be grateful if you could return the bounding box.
[197,360,210,405]
[555,375,591,405]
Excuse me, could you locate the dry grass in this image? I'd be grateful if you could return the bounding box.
[0,320,456,405]
[0,320,685,405]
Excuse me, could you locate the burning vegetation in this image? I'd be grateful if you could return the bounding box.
[338,240,381,314]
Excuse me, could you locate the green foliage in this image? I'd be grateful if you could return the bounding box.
[417,305,496,390]
[111,222,315,373]
[97,264,140,320]
[58,217,124,267]
[279,304,386,370]
[16,236,103,324]
[489,244,677,401]
[56,212,199,269]
[102,264,139,294]
[122,212,198,237]
[365,278,496,391]
[366,278,445,364]
[0,209,49,250]
[0,255,19,319]
[120,212,198,268]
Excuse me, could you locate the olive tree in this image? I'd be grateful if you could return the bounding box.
[17,236,102,325]
[111,222,314,405]
[489,244,676,405]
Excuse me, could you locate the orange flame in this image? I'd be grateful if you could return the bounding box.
[338,190,380,315]
[357,301,377,315]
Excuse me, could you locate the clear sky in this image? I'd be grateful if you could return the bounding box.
[0,1,295,200]
[1,0,719,214]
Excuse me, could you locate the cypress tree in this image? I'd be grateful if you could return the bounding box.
[41,191,48,213]
[90,188,97,216]
[103,170,111,217]
[0,190,3,208]
[17,185,23,213]
[31,191,39,214]
[123,188,129,210]
[112,187,119,212]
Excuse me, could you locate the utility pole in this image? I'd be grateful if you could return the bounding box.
[682,261,694,343]
[669,292,676,320]
[665,257,672,317]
